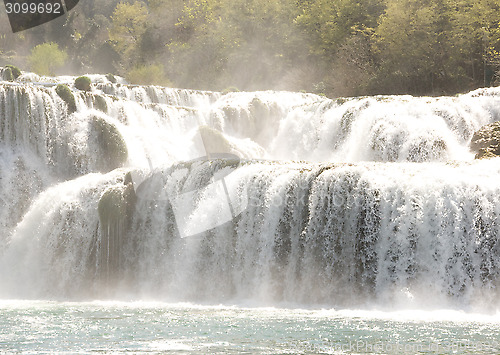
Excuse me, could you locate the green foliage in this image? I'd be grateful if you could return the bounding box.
[109,1,149,68]
[125,64,170,85]
[295,0,383,57]
[373,0,455,93]
[5,0,500,95]
[75,76,92,91]
[55,84,77,113]
[28,42,67,76]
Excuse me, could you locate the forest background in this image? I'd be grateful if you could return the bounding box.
[0,0,499,97]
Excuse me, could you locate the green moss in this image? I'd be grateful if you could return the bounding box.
[90,116,128,172]
[106,73,117,83]
[55,84,77,113]
[75,76,92,91]
[93,95,108,113]
[5,65,21,79]
[2,67,14,81]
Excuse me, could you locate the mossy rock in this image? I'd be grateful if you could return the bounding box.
[55,84,77,113]
[93,95,108,113]
[106,73,117,83]
[90,116,128,172]
[5,65,21,79]
[2,67,14,82]
[75,76,92,91]
[97,174,136,279]
[98,178,136,226]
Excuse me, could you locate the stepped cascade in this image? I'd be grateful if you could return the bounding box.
[1,70,500,310]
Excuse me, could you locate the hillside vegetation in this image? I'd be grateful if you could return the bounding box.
[0,0,499,96]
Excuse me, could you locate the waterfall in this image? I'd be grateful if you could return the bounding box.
[1,70,500,310]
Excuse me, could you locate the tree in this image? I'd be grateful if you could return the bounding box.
[28,42,68,76]
[294,0,384,96]
[450,0,500,87]
[109,1,149,69]
[373,0,456,94]
[126,63,170,85]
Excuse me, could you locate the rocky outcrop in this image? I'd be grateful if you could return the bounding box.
[89,116,128,172]
[1,65,21,81]
[55,84,77,113]
[470,121,500,159]
[97,172,137,282]
[75,76,92,91]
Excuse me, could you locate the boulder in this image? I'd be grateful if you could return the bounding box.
[97,172,136,281]
[93,94,108,113]
[106,73,117,83]
[55,84,77,113]
[75,76,92,91]
[89,116,128,172]
[5,65,21,79]
[470,121,500,159]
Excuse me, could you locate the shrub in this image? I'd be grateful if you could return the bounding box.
[125,64,170,86]
[28,42,67,76]
[75,76,92,91]
[55,84,77,113]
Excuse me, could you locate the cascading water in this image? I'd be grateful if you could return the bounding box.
[1,70,500,312]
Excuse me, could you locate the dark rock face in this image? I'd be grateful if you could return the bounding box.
[89,116,128,172]
[470,121,500,159]
[97,172,137,283]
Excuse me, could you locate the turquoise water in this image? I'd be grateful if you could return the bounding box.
[1,301,499,354]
